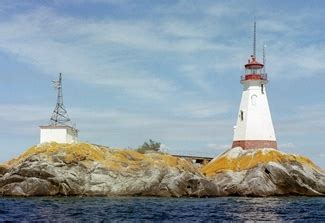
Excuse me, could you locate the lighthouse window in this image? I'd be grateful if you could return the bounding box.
[261,84,264,94]
[240,110,244,121]
[251,95,257,106]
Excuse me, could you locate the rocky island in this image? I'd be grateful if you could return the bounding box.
[0,143,324,197]
[202,147,325,196]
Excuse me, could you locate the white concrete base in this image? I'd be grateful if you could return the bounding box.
[40,125,78,144]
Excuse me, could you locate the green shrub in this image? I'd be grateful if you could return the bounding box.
[137,139,161,154]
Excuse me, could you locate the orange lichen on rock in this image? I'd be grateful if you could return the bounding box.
[6,143,108,166]
[4,143,195,173]
[150,153,197,173]
[201,147,321,177]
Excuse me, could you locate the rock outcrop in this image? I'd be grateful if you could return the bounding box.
[201,147,325,196]
[0,143,216,197]
[1,144,324,197]
[0,164,8,177]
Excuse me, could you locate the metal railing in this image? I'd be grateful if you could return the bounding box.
[241,73,267,81]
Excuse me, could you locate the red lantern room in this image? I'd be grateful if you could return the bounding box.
[241,55,267,82]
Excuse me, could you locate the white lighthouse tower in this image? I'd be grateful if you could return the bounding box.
[39,73,78,144]
[232,21,277,150]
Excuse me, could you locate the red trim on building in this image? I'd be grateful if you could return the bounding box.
[245,63,264,69]
[241,74,267,81]
[232,140,277,150]
[244,57,264,69]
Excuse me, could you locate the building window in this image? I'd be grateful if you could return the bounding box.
[251,94,257,106]
[261,84,264,94]
[240,110,244,121]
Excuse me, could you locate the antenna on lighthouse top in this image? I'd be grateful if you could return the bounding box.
[49,73,71,126]
[263,44,266,73]
[253,18,257,58]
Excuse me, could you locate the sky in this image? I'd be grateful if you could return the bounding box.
[0,0,325,168]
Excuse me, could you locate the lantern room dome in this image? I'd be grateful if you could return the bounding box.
[245,56,264,69]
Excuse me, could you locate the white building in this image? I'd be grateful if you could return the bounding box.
[232,23,277,150]
[39,73,79,144]
[40,125,78,144]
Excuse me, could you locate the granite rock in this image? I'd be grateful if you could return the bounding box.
[0,143,216,197]
[201,147,325,196]
[1,144,324,197]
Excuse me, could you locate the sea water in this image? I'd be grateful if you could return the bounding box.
[0,196,324,221]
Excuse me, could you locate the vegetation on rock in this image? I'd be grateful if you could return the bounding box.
[136,139,161,154]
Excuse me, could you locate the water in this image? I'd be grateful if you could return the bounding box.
[0,196,324,221]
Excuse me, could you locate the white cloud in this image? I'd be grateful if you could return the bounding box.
[276,105,325,137]
[54,0,129,5]
[278,142,295,149]
[0,104,49,122]
[171,101,231,118]
[207,143,230,150]
[0,6,249,101]
[0,3,322,105]
[0,8,180,100]
[0,102,232,144]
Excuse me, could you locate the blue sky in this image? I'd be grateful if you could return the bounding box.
[0,0,325,168]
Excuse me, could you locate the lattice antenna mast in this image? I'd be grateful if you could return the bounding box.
[253,19,256,58]
[49,73,71,126]
[263,44,266,74]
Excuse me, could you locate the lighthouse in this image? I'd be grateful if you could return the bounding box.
[232,21,277,150]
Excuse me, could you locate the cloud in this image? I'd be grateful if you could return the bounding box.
[0,8,181,100]
[207,143,230,150]
[0,104,49,122]
[0,102,232,144]
[278,142,295,149]
[276,105,325,137]
[0,5,247,100]
[0,3,323,104]
[171,101,231,118]
[54,0,130,5]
